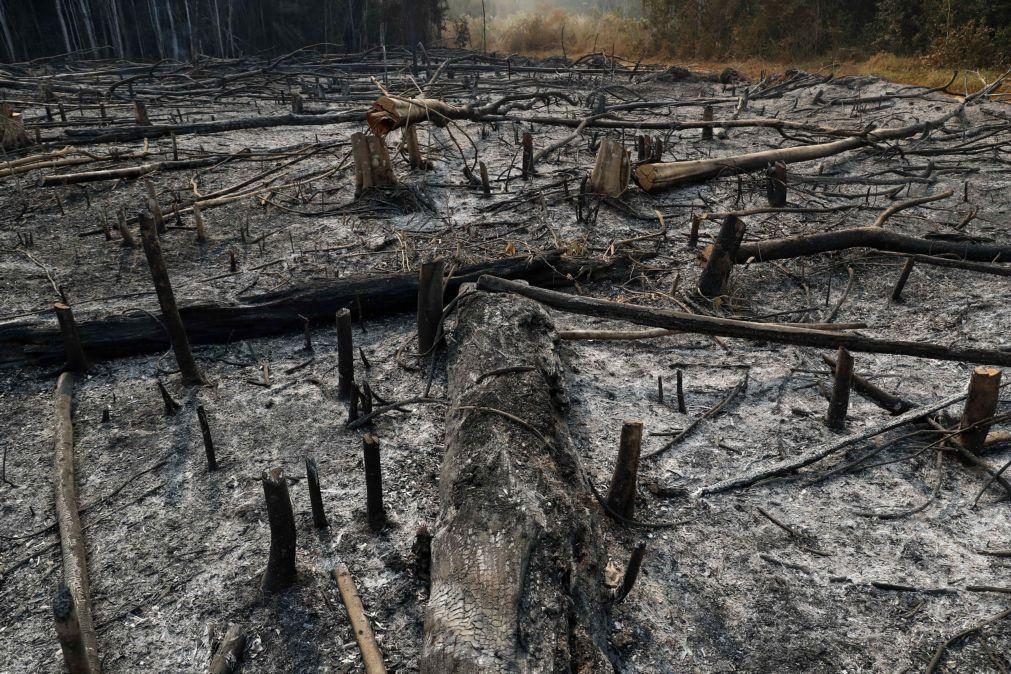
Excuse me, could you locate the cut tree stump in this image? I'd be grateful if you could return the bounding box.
[960,367,1003,451]
[588,137,631,198]
[697,215,746,298]
[351,132,397,196]
[0,104,28,150]
[260,467,297,593]
[422,290,613,672]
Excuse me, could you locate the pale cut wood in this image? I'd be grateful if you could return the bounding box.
[333,563,387,674]
[366,95,468,137]
[54,373,101,674]
[588,137,630,198]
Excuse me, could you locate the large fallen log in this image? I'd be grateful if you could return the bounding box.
[632,99,971,192]
[60,110,365,144]
[475,275,1011,366]
[0,252,639,364]
[39,152,250,186]
[736,227,1011,263]
[53,372,101,674]
[423,289,613,672]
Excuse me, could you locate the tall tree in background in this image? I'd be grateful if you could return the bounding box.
[0,0,446,62]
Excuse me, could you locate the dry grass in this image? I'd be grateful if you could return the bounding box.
[447,11,1011,92]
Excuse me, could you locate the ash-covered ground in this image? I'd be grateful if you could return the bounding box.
[2,52,1011,672]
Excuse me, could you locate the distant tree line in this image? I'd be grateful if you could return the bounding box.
[0,0,447,62]
[641,0,1011,66]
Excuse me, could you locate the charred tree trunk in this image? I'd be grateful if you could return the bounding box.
[422,290,613,672]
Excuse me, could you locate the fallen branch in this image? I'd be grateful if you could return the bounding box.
[332,564,386,674]
[53,372,101,674]
[926,606,1011,674]
[737,227,1011,263]
[474,276,1011,366]
[1,252,640,364]
[698,390,980,496]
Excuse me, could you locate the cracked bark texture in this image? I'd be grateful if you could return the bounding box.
[422,290,613,673]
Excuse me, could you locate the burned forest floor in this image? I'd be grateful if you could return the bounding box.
[2,49,1011,673]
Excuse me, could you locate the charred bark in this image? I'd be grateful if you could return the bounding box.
[422,290,613,672]
[1,252,638,365]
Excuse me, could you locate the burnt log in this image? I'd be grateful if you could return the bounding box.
[736,227,1011,263]
[1,252,637,365]
[476,275,1011,367]
[422,290,613,672]
[53,373,101,674]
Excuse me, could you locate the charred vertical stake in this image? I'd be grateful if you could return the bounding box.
[688,214,701,248]
[479,161,491,196]
[697,215,747,298]
[605,420,644,519]
[133,99,150,125]
[702,105,714,141]
[53,583,91,674]
[196,405,217,470]
[260,467,297,593]
[614,542,647,602]
[413,524,432,589]
[766,161,787,207]
[305,457,328,529]
[362,434,386,531]
[193,203,207,243]
[156,380,181,415]
[657,375,664,404]
[139,210,206,385]
[208,623,246,674]
[301,315,313,351]
[144,180,165,234]
[54,303,87,373]
[676,369,687,413]
[417,259,445,355]
[826,347,853,430]
[336,308,355,400]
[960,367,1003,451]
[890,257,916,302]
[521,132,533,180]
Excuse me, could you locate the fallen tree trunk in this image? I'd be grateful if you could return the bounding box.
[60,110,365,143]
[366,96,470,137]
[39,152,250,186]
[423,289,613,672]
[475,276,1011,366]
[0,252,639,364]
[53,372,101,674]
[736,227,1011,263]
[633,102,967,192]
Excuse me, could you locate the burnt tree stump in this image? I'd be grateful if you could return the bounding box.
[422,290,613,672]
[960,366,1003,451]
[697,215,747,299]
[336,308,355,400]
[605,420,643,518]
[260,467,297,593]
[362,434,386,531]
